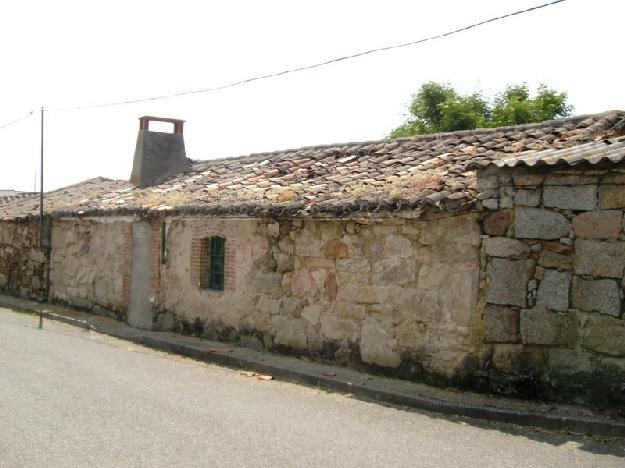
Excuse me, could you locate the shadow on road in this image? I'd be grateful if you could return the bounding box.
[367,396,625,458]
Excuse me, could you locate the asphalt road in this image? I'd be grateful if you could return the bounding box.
[0,308,623,468]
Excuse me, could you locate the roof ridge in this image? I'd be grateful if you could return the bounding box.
[44,176,126,195]
[190,110,624,167]
[0,192,39,206]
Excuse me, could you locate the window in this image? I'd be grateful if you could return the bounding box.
[208,236,226,290]
[160,222,168,264]
[191,234,231,291]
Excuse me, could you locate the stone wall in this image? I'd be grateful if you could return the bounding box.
[156,218,268,336]
[49,218,132,318]
[157,214,483,384]
[477,165,625,406]
[0,219,48,300]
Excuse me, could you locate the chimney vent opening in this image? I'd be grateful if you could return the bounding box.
[138,115,184,134]
[147,120,175,134]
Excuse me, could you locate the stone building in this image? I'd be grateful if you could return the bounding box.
[1,111,625,407]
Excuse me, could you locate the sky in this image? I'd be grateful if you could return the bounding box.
[1,0,624,192]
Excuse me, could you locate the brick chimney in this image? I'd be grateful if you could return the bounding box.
[130,116,191,186]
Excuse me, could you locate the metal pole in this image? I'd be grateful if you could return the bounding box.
[39,107,44,329]
[39,107,44,246]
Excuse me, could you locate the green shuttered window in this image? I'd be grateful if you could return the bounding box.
[160,222,167,264]
[209,236,226,291]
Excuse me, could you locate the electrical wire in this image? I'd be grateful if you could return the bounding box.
[0,110,34,130]
[50,0,566,112]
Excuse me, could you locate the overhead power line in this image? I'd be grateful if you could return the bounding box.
[51,0,566,112]
[0,110,34,130]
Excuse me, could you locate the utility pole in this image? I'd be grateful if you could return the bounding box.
[38,107,44,329]
[39,107,44,246]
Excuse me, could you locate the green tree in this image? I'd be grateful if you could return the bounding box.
[490,84,572,127]
[389,82,572,137]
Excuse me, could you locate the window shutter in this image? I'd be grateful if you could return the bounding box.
[209,236,226,290]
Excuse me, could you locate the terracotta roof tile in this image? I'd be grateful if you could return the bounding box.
[1,110,624,220]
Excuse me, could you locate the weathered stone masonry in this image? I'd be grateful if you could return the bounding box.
[48,218,132,319]
[155,215,482,383]
[477,164,625,405]
[0,219,47,300]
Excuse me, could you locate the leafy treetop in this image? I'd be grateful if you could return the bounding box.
[389,82,573,137]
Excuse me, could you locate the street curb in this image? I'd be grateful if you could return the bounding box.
[3,298,625,437]
[136,336,625,437]
[0,300,95,331]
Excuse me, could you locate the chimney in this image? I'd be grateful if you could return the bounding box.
[130,116,191,186]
